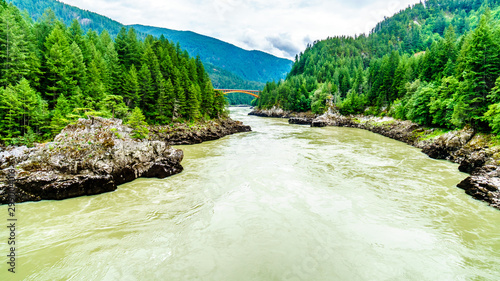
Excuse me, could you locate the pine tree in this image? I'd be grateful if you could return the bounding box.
[187,83,201,120]
[43,25,75,106]
[138,63,155,119]
[0,6,30,87]
[201,80,215,118]
[69,42,87,91]
[115,27,128,66]
[126,28,141,68]
[15,78,43,135]
[173,76,186,119]
[50,93,72,134]
[456,11,500,125]
[156,78,175,124]
[100,95,128,119]
[127,107,149,139]
[103,42,122,96]
[123,65,140,108]
[0,85,21,142]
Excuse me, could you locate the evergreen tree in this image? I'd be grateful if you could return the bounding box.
[156,78,175,124]
[0,5,30,87]
[456,11,500,125]
[127,107,149,139]
[0,85,21,142]
[138,63,155,119]
[123,65,140,108]
[103,42,122,96]
[50,93,72,134]
[43,25,75,106]
[100,94,128,119]
[187,83,201,119]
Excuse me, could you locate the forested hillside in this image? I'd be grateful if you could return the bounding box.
[258,0,500,133]
[6,0,124,36]
[0,1,227,145]
[6,0,289,104]
[131,25,293,84]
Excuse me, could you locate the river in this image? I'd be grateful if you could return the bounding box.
[2,107,500,280]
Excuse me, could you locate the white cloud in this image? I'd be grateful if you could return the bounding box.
[59,0,422,59]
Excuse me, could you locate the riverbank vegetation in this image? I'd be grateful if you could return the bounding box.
[257,0,500,135]
[0,0,228,146]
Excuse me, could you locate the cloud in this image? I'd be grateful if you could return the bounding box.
[266,35,302,58]
[59,0,422,59]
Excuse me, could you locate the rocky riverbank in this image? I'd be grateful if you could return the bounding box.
[0,117,251,204]
[249,107,318,123]
[249,108,500,210]
[149,118,251,145]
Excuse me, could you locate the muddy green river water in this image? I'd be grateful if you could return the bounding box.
[1,107,500,280]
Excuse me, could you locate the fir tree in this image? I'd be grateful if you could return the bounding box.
[123,65,140,108]
[127,107,149,139]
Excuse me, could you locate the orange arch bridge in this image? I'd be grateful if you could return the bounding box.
[216,89,260,98]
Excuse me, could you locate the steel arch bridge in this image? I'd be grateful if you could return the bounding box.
[215,89,260,98]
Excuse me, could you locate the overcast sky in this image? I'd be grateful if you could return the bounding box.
[59,0,422,60]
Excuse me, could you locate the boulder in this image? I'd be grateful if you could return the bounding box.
[289,117,313,125]
[457,166,500,209]
[0,116,184,204]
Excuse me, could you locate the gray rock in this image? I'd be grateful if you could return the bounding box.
[0,116,184,204]
[289,117,313,125]
[457,166,500,209]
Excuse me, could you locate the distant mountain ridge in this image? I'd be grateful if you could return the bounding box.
[129,24,293,84]
[7,0,292,91]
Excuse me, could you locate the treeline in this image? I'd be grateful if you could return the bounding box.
[257,0,500,133]
[0,1,227,145]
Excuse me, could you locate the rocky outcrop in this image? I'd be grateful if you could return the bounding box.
[249,107,318,125]
[0,116,184,204]
[249,106,292,118]
[457,166,500,209]
[289,117,314,125]
[149,118,251,145]
[419,127,475,161]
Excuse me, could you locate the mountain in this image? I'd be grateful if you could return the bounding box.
[6,0,292,98]
[129,24,293,84]
[6,0,124,36]
[258,0,500,132]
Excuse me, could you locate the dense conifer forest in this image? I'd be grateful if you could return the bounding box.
[257,0,500,133]
[6,0,289,105]
[0,0,227,145]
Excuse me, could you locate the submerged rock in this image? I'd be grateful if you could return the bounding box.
[0,116,184,204]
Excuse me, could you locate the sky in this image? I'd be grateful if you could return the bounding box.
[59,0,423,60]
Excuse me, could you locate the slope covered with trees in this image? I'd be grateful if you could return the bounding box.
[0,0,227,145]
[130,25,292,84]
[258,0,500,133]
[6,0,124,36]
[6,0,288,104]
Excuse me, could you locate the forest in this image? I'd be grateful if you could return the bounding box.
[257,0,500,133]
[0,0,227,145]
[6,0,282,105]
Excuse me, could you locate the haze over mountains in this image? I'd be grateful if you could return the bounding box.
[7,0,293,93]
